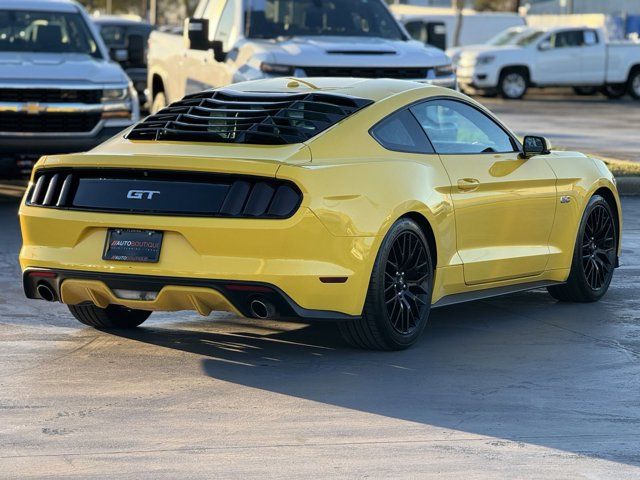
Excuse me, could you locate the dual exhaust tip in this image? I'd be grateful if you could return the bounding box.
[36,282,277,319]
[249,298,276,319]
[36,283,56,302]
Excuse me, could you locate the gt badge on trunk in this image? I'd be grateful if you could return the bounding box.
[103,229,163,263]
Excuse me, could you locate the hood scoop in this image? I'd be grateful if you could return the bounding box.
[325,50,396,55]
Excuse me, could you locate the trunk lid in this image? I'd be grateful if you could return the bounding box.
[42,141,312,177]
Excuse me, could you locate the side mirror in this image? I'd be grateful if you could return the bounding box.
[127,34,145,65]
[186,18,210,50]
[538,40,552,51]
[185,18,227,61]
[521,135,551,158]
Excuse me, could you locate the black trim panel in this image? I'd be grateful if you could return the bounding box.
[431,280,564,309]
[25,168,303,219]
[23,268,359,321]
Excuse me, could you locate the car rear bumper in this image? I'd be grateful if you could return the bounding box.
[19,204,376,317]
[23,268,360,321]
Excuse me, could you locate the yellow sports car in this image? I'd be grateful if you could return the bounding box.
[19,78,621,350]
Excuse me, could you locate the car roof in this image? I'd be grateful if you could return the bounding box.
[0,0,80,13]
[224,77,440,103]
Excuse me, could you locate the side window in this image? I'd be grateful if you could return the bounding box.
[583,29,598,46]
[215,0,237,50]
[370,109,434,154]
[404,21,426,43]
[551,30,583,48]
[99,26,126,47]
[410,99,515,154]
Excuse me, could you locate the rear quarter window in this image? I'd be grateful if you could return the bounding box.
[370,109,434,154]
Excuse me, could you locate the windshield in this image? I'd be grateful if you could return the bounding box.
[515,30,545,46]
[244,0,406,40]
[487,28,527,46]
[0,10,101,57]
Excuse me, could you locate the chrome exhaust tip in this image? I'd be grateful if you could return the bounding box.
[249,298,276,319]
[36,283,56,302]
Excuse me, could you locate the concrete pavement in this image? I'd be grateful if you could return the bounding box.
[480,89,640,163]
[0,198,639,479]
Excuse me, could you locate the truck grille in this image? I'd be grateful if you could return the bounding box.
[0,88,102,103]
[0,112,101,133]
[301,66,430,79]
[26,169,302,219]
[127,88,373,145]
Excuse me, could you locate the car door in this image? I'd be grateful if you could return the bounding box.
[410,99,557,285]
[534,29,584,85]
[580,29,606,85]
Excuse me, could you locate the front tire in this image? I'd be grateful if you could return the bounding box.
[68,304,151,329]
[547,195,617,302]
[339,218,433,350]
[498,69,528,99]
[627,69,640,100]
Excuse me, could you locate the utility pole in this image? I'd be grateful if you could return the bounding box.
[513,0,521,13]
[452,0,464,47]
[149,0,157,24]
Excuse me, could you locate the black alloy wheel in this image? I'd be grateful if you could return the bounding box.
[581,204,616,290]
[339,218,434,350]
[548,195,617,302]
[384,231,431,335]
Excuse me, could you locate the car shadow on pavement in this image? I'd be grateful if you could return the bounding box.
[112,288,640,466]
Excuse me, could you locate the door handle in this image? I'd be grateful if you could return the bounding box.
[457,178,480,191]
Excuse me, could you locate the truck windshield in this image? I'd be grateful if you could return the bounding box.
[244,0,405,40]
[514,30,545,46]
[487,28,527,46]
[0,10,101,58]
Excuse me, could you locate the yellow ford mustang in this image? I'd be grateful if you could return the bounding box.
[19,78,621,350]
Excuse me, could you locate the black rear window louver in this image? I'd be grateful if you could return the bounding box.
[127,89,374,145]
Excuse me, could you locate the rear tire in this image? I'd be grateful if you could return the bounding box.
[627,69,640,100]
[339,218,434,350]
[547,195,617,302]
[498,69,528,99]
[68,304,151,329]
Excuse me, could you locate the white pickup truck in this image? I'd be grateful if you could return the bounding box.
[456,26,640,100]
[146,0,456,113]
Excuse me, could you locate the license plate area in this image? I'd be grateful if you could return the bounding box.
[103,229,163,263]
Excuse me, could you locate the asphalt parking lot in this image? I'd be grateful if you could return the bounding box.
[480,89,640,162]
[1,194,639,479]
